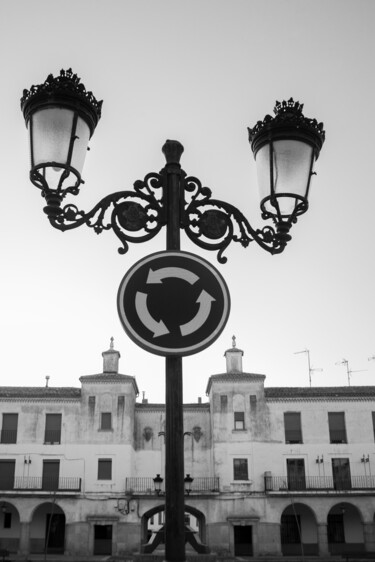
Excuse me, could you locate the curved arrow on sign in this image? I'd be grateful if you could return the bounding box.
[147,267,199,285]
[180,290,216,336]
[135,292,170,338]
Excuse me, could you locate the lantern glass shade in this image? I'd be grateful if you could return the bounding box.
[256,139,315,218]
[29,107,90,189]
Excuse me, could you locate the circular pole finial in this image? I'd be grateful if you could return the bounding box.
[162,140,184,164]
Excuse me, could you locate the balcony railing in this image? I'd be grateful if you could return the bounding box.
[0,476,81,491]
[265,475,375,492]
[0,430,17,444]
[125,476,219,494]
[44,430,61,444]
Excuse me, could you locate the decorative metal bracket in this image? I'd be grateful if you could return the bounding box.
[45,150,289,262]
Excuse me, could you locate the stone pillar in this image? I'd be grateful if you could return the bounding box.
[18,522,30,555]
[64,524,75,556]
[317,523,329,556]
[257,522,281,555]
[364,522,375,552]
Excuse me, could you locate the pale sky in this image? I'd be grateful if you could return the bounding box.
[1,0,375,403]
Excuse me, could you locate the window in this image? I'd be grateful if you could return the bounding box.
[286,458,306,490]
[372,412,375,441]
[1,413,18,444]
[44,414,62,444]
[101,412,112,430]
[3,512,12,529]
[233,458,248,480]
[332,458,351,490]
[284,412,302,444]
[98,459,112,480]
[328,412,347,443]
[220,395,228,412]
[234,412,245,430]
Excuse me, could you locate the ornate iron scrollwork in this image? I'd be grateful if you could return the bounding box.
[45,165,287,261]
[182,176,285,263]
[48,172,165,255]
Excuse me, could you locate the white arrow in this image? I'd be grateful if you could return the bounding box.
[147,267,199,285]
[135,292,170,338]
[180,290,216,336]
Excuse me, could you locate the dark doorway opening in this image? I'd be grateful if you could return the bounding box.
[234,525,253,556]
[42,460,60,491]
[94,524,112,555]
[45,513,65,554]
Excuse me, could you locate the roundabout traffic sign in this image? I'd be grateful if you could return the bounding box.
[117,251,231,356]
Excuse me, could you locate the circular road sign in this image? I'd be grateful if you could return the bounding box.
[117,251,230,357]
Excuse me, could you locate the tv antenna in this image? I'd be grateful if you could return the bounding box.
[335,358,367,386]
[294,349,322,387]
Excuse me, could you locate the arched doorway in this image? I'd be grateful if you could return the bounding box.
[0,502,20,553]
[141,505,209,554]
[30,502,65,554]
[328,503,364,555]
[280,503,318,556]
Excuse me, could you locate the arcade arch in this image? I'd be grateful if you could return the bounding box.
[30,502,66,554]
[0,502,20,553]
[280,503,318,556]
[141,504,208,554]
[327,502,364,555]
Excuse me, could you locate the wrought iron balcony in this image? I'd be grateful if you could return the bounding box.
[0,476,81,492]
[265,475,375,492]
[44,429,61,444]
[0,430,17,444]
[125,476,219,495]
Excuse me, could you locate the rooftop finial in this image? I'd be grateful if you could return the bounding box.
[110,337,114,350]
[232,335,236,348]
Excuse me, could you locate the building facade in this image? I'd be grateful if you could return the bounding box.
[1,340,375,557]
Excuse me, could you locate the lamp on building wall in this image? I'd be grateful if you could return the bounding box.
[21,69,325,562]
[153,474,164,496]
[184,474,194,495]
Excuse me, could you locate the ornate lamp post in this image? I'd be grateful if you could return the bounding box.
[21,69,325,562]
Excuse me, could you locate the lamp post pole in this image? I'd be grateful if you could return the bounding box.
[21,70,325,562]
[164,140,186,560]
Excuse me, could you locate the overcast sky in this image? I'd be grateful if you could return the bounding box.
[1,0,375,403]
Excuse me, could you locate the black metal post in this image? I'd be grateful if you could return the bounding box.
[162,140,186,562]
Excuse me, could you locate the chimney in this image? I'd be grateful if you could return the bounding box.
[102,337,120,373]
[224,335,243,373]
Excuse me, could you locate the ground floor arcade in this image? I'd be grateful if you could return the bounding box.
[1,495,375,557]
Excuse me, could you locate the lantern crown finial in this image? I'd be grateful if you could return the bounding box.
[21,68,102,137]
[248,98,325,158]
[274,97,304,116]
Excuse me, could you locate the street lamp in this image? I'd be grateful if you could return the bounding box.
[184,474,194,495]
[153,474,164,496]
[21,69,325,562]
